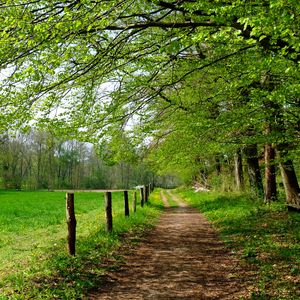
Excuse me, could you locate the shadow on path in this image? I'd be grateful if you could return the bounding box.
[89,190,250,299]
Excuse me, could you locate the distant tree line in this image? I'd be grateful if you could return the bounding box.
[0,129,176,190]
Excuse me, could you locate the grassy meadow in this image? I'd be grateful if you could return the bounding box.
[177,189,300,299]
[0,189,163,299]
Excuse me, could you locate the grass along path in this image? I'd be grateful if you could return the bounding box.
[90,190,251,299]
[0,189,163,299]
[177,188,300,299]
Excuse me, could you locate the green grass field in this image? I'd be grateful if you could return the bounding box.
[177,189,300,299]
[0,189,163,299]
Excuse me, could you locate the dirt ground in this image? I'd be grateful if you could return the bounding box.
[89,191,252,299]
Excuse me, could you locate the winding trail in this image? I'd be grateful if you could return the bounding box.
[89,190,250,299]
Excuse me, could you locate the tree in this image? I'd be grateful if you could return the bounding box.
[0,1,299,202]
[234,148,244,191]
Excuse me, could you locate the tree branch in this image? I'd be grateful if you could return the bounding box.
[79,20,222,34]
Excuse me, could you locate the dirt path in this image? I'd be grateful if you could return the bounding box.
[89,191,250,299]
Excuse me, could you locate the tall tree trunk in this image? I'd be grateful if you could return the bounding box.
[260,72,279,202]
[278,153,300,206]
[264,142,277,202]
[277,145,300,206]
[234,148,244,191]
[243,144,264,197]
[279,160,300,206]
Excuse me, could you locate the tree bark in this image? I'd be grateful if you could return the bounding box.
[277,144,300,206]
[243,144,264,197]
[279,159,300,206]
[234,148,244,191]
[264,143,277,202]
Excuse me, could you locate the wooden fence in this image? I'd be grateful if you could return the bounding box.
[65,184,154,256]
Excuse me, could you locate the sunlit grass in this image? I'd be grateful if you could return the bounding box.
[0,189,163,299]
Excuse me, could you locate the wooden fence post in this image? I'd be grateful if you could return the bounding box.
[105,192,113,232]
[133,191,137,213]
[140,187,144,207]
[145,185,148,203]
[124,190,129,217]
[151,182,155,192]
[66,193,76,256]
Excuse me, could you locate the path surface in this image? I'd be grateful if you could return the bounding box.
[89,191,250,299]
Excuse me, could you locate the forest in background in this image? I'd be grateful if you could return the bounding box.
[0,129,180,190]
[0,1,299,204]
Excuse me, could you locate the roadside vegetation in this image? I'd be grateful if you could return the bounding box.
[177,188,300,299]
[0,189,163,299]
[0,1,299,299]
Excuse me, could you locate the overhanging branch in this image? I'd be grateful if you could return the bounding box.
[79,20,222,34]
